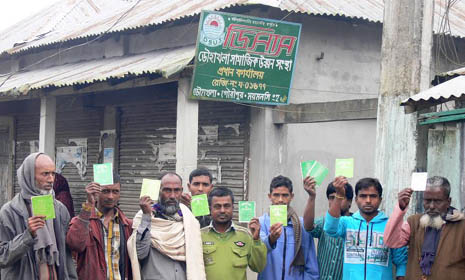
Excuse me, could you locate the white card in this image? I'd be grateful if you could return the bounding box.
[411,172,428,191]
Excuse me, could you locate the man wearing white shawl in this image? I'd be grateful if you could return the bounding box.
[0,153,77,279]
[128,172,206,280]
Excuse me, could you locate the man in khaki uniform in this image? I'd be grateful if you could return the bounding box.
[201,187,267,280]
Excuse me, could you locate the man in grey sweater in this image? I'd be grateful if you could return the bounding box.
[0,153,76,279]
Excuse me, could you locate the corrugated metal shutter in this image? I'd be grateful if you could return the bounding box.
[0,117,13,207]
[55,97,103,213]
[198,101,250,217]
[118,93,177,217]
[13,97,103,213]
[14,112,40,195]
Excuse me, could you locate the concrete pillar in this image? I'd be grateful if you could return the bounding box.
[248,107,284,216]
[375,0,433,215]
[100,106,119,168]
[175,78,198,189]
[39,96,56,160]
[461,122,465,211]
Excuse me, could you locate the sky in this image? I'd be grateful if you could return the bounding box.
[0,0,59,32]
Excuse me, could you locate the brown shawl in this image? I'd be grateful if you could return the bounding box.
[287,206,305,271]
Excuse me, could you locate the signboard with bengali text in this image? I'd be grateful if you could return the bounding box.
[190,10,301,105]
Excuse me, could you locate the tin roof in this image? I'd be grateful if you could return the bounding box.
[0,45,195,97]
[401,75,465,112]
[1,0,465,56]
[437,66,465,77]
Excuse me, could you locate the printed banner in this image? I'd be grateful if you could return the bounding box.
[191,10,301,105]
[56,145,87,179]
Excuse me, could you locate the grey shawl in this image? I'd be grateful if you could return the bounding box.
[17,152,59,266]
[0,194,77,279]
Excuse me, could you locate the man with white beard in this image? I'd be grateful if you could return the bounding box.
[128,172,206,280]
[384,176,465,280]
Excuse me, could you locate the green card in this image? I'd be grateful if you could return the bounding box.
[140,179,161,200]
[93,163,113,186]
[270,205,287,226]
[31,194,55,220]
[191,194,210,217]
[335,158,354,178]
[301,160,329,186]
[239,201,256,223]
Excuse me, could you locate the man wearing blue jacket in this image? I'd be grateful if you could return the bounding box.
[258,175,319,280]
[324,176,407,280]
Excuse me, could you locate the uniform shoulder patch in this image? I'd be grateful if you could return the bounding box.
[234,225,252,235]
[234,225,248,232]
[234,241,246,247]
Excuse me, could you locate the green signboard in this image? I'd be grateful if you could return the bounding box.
[190,10,301,105]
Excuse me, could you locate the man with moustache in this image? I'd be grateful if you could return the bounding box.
[128,172,206,280]
[324,176,407,280]
[0,153,76,279]
[201,187,267,280]
[66,173,133,280]
[384,176,465,280]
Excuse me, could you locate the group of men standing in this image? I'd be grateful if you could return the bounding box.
[301,175,465,280]
[1,152,464,280]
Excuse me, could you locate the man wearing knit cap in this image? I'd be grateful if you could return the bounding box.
[0,153,77,279]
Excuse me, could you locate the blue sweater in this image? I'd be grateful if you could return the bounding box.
[324,210,407,280]
[258,213,319,280]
